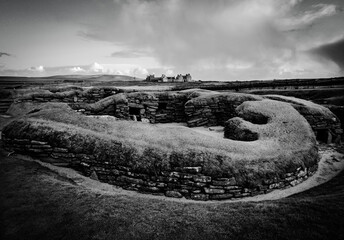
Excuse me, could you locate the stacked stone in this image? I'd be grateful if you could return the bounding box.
[155,93,188,123]
[2,134,318,201]
[185,96,242,127]
[294,107,343,143]
[114,103,130,119]
[127,93,159,123]
[83,88,116,103]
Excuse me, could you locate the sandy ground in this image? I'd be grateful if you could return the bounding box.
[1,115,344,203]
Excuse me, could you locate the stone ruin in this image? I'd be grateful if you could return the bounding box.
[61,89,341,144]
[2,87,342,201]
[145,73,192,83]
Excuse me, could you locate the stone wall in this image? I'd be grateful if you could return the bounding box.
[2,135,317,201]
[77,92,189,124]
[153,92,188,123]
[184,94,263,127]
[16,87,118,104]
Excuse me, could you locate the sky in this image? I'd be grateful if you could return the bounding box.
[0,0,344,81]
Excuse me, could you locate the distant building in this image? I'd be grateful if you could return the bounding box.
[184,73,192,82]
[145,73,192,83]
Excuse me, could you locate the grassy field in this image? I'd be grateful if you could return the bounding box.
[1,146,344,240]
[247,87,344,106]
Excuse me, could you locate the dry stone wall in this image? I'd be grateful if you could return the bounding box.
[184,94,263,127]
[2,135,317,201]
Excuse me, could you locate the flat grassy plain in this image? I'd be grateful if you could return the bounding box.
[1,146,344,240]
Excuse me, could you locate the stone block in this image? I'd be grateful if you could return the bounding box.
[193,182,206,187]
[156,182,166,188]
[180,173,195,179]
[117,176,144,185]
[30,144,53,149]
[29,148,49,153]
[224,185,240,190]
[233,192,251,198]
[290,178,303,186]
[31,140,48,145]
[139,186,161,193]
[226,188,242,194]
[190,193,209,201]
[285,176,296,182]
[53,147,69,153]
[204,187,225,194]
[181,166,202,173]
[212,177,236,186]
[169,172,181,178]
[179,189,190,195]
[165,191,183,198]
[192,176,211,183]
[269,182,285,189]
[297,169,307,178]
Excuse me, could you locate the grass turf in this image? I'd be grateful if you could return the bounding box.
[0,149,343,240]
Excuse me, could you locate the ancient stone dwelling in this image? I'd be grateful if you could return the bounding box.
[145,73,192,83]
[3,88,343,201]
[116,92,340,144]
[19,88,341,144]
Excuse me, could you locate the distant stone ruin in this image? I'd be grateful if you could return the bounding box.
[145,73,192,83]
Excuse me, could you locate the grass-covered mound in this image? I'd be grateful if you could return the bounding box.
[2,96,319,187]
[69,94,128,113]
[265,94,338,122]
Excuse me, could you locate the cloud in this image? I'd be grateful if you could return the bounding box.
[310,37,344,73]
[111,49,149,58]
[69,66,86,73]
[279,3,339,31]
[0,62,150,77]
[87,62,148,76]
[79,0,299,77]
[28,65,45,72]
[77,0,343,80]
[0,52,11,57]
[165,69,174,76]
[89,62,105,73]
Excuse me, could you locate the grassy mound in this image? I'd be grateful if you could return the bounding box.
[69,94,127,113]
[2,96,319,187]
[265,95,337,120]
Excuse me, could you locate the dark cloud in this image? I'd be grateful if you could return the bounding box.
[0,52,11,57]
[111,50,148,58]
[312,38,344,71]
[81,0,293,71]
